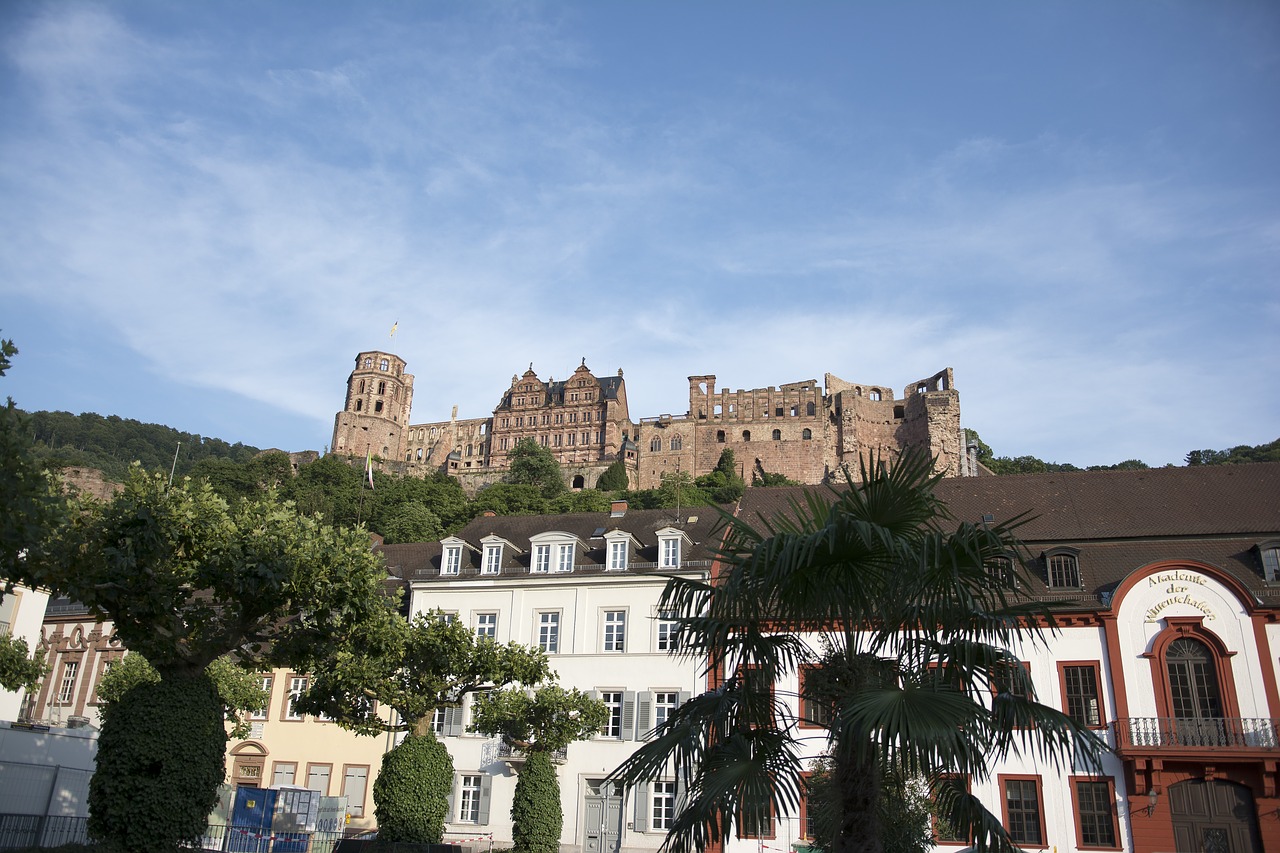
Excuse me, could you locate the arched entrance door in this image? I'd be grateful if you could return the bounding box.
[1169,779,1262,853]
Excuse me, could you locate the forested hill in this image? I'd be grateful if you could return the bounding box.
[22,409,263,481]
[965,430,1279,476]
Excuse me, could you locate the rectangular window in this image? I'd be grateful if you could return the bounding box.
[738,805,774,839]
[1048,554,1080,587]
[533,544,550,573]
[660,538,680,568]
[556,543,575,573]
[482,545,502,574]
[272,762,297,788]
[306,764,332,795]
[343,765,369,817]
[475,613,497,639]
[459,775,483,823]
[930,776,969,845]
[654,692,679,728]
[1001,776,1044,846]
[443,546,461,576]
[56,661,79,705]
[285,675,308,721]
[538,612,560,653]
[432,706,448,735]
[656,617,679,652]
[1060,663,1103,728]
[250,675,273,720]
[602,691,624,738]
[652,781,677,830]
[799,666,831,728]
[1071,777,1119,848]
[603,610,626,652]
[608,540,628,571]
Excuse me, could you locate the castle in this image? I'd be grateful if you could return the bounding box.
[331,350,969,491]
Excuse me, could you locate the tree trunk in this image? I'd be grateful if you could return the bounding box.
[833,746,882,853]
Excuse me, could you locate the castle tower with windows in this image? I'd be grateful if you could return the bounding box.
[331,351,414,462]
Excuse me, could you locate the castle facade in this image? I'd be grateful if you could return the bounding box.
[331,350,967,491]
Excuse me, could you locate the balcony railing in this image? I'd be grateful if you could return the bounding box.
[1114,717,1280,751]
[486,741,568,764]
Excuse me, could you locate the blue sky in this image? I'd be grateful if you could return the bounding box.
[2,2,1276,468]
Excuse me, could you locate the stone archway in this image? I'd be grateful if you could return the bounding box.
[228,741,268,789]
[1169,779,1262,852]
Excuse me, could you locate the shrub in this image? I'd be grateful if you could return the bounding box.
[88,672,226,853]
[373,732,454,843]
[511,751,561,853]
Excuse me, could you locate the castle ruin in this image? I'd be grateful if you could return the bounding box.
[332,351,966,493]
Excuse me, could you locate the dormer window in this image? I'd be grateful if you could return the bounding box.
[1258,541,1280,582]
[655,527,692,570]
[479,535,522,576]
[1044,548,1081,588]
[443,545,462,576]
[603,530,640,571]
[529,532,586,575]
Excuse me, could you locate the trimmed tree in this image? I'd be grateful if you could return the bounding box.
[15,468,392,853]
[96,653,269,740]
[471,686,608,853]
[297,611,551,844]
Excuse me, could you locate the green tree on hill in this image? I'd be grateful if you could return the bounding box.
[507,438,566,497]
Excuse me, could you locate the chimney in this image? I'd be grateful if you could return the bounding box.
[482,510,497,518]
[610,500,627,517]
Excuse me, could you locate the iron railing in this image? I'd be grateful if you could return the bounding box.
[1115,717,1280,750]
[0,814,89,849]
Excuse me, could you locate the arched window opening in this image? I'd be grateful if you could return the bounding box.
[806,402,815,416]
[772,429,781,441]
[742,430,751,441]
[650,437,662,452]
[1166,638,1224,721]
[671,436,683,451]
[869,389,882,402]
[363,358,372,369]
[716,430,726,443]
[801,429,812,440]
[355,399,363,412]
[358,379,365,393]
[377,381,386,395]
[380,359,389,371]
[416,448,424,460]
[374,401,383,413]
[572,475,585,490]
[1047,553,1080,588]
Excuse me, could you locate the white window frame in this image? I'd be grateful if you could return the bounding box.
[556,543,575,573]
[652,780,677,830]
[601,691,625,739]
[459,774,483,823]
[250,674,273,721]
[483,545,502,575]
[286,675,308,721]
[609,540,628,571]
[654,691,680,728]
[533,544,551,573]
[603,610,627,653]
[655,527,691,570]
[56,661,79,705]
[443,545,462,576]
[475,612,498,639]
[537,611,560,653]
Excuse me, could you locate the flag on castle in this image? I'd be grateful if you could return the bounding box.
[364,448,375,490]
[389,320,398,341]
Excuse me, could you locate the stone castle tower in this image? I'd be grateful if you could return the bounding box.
[332,350,966,492]
[331,351,414,461]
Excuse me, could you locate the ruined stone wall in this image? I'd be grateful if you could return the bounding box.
[332,352,965,493]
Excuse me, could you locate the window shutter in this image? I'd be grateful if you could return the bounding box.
[633,783,649,832]
[635,692,652,740]
[478,775,493,824]
[621,691,636,740]
[445,705,464,737]
[447,777,457,822]
[678,691,691,707]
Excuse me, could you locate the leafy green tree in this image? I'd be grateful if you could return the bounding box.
[0,635,45,692]
[471,483,551,517]
[695,449,745,503]
[752,460,801,488]
[550,490,612,514]
[507,438,566,497]
[380,503,444,544]
[1186,439,1280,466]
[472,686,608,853]
[96,653,269,739]
[595,458,630,491]
[297,611,551,843]
[15,469,392,853]
[612,452,1103,853]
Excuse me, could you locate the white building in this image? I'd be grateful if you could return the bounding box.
[378,500,722,853]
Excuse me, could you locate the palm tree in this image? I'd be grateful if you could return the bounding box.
[611,451,1105,853]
